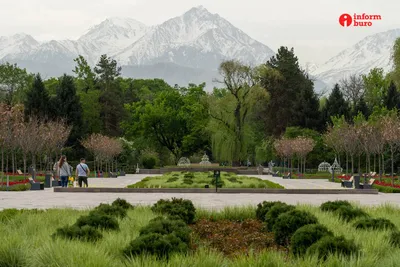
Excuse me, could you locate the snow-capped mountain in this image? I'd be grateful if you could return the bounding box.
[114,6,274,69]
[314,29,400,86]
[0,33,39,59]
[79,17,148,63]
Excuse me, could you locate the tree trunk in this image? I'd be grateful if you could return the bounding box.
[351,154,354,176]
[1,147,4,185]
[374,154,376,172]
[346,152,348,176]
[358,155,361,176]
[378,152,381,182]
[382,154,385,176]
[23,154,27,179]
[391,146,394,186]
[12,150,15,174]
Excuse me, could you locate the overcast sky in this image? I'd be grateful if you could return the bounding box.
[1,0,399,65]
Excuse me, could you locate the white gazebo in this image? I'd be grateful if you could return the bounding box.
[318,162,331,172]
[328,158,343,174]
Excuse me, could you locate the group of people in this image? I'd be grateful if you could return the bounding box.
[53,156,90,188]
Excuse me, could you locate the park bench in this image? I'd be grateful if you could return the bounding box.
[272,171,280,177]
[109,172,118,178]
[360,178,375,189]
[28,177,44,190]
[17,169,23,175]
[283,172,291,179]
[341,176,354,188]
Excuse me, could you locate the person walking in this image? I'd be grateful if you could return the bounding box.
[76,158,90,188]
[57,155,71,188]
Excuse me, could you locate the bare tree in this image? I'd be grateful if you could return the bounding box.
[340,74,365,105]
[381,113,400,185]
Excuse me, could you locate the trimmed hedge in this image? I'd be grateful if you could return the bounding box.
[256,201,284,221]
[273,210,318,246]
[354,218,397,230]
[373,184,400,193]
[307,235,358,260]
[291,224,333,256]
[140,217,191,243]
[151,198,196,224]
[265,203,295,232]
[52,225,102,242]
[75,212,119,230]
[320,200,352,212]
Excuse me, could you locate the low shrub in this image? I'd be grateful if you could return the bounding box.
[256,201,284,221]
[211,177,224,188]
[265,203,295,231]
[183,178,194,185]
[227,177,238,183]
[140,217,191,243]
[167,177,179,183]
[290,224,333,256]
[307,235,358,260]
[172,173,179,177]
[335,206,368,222]
[151,198,196,224]
[142,156,157,169]
[92,204,127,219]
[52,225,102,242]
[112,198,134,210]
[273,210,318,246]
[320,200,352,212]
[373,184,400,193]
[0,184,31,191]
[75,212,119,230]
[183,173,194,179]
[389,231,400,247]
[123,232,188,259]
[354,217,397,230]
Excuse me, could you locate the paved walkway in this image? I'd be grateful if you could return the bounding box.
[0,175,399,210]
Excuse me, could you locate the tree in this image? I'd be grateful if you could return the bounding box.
[0,63,32,105]
[352,96,370,119]
[362,68,389,109]
[381,112,400,185]
[208,60,268,165]
[73,55,96,93]
[94,54,121,91]
[322,84,350,124]
[24,74,52,119]
[392,38,400,86]
[54,74,84,146]
[383,81,400,110]
[340,74,364,106]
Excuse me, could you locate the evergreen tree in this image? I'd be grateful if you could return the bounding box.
[322,84,350,124]
[383,81,400,110]
[352,97,370,120]
[54,74,84,146]
[94,54,121,91]
[24,73,52,119]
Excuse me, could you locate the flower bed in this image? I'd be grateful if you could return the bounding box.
[0,179,30,186]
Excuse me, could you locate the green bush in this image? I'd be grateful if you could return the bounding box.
[140,217,191,243]
[183,178,194,185]
[354,218,397,230]
[256,201,284,221]
[211,177,224,188]
[167,177,179,183]
[123,232,188,259]
[0,184,31,191]
[320,200,352,212]
[172,173,179,177]
[151,198,196,224]
[373,184,400,193]
[273,210,318,246]
[92,204,127,219]
[142,156,157,169]
[112,198,134,210]
[335,206,368,222]
[307,235,358,260]
[291,224,333,256]
[183,173,194,179]
[52,225,102,242]
[389,231,400,247]
[75,212,119,230]
[265,203,296,231]
[227,177,238,183]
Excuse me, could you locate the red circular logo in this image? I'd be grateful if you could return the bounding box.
[339,14,352,27]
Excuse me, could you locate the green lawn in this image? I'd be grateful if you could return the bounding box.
[1,202,400,266]
[127,171,284,189]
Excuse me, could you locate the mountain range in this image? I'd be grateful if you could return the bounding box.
[0,6,398,93]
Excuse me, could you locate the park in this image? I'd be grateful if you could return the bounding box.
[1,36,400,266]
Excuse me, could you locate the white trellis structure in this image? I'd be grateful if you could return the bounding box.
[199,153,211,166]
[329,158,343,174]
[318,162,331,172]
[177,157,191,167]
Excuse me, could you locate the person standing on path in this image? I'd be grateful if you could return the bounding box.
[76,158,90,188]
[57,155,71,188]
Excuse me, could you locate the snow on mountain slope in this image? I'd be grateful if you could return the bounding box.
[315,28,400,86]
[78,17,148,62]
[0,33,39,60]
[114,6,275,69]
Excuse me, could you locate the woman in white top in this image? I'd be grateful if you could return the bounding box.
[57,155,71,188]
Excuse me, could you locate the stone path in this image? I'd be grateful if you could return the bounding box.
[1,175,399,210]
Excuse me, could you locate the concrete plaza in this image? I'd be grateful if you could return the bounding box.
[0,175,399,210]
